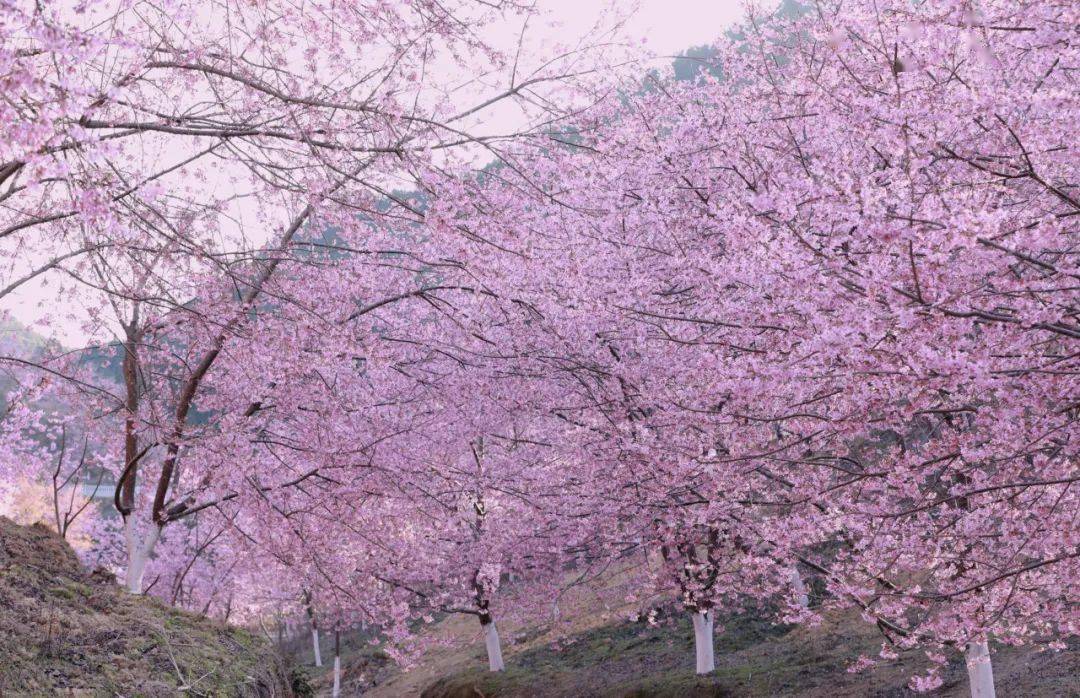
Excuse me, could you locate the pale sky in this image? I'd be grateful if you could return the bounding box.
[0,0,750,346]
[590,0,745,54]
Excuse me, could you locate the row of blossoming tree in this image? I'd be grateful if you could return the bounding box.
[1,0,1075,695]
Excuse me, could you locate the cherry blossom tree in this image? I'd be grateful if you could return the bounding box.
[1,1,1074,696]
[2,0,621,594]
[426,0,1077,691]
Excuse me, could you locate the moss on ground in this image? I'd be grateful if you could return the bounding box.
[0,516,291,696]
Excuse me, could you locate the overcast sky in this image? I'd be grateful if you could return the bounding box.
[576,0,745,54]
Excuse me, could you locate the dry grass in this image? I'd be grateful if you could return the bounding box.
[0,516,291,696]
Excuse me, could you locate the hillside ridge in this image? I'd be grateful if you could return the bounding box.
[0,516,291,696]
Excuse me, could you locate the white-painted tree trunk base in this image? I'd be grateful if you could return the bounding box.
[123,517,140,594]
[692,610,715,674]
[966,640,995,698]
[790,567,809,608]
[332,655,341,697]
[124,521,161,595]
[483,621,505,672]
[312,628,323,667]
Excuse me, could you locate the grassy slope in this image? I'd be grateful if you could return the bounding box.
[313,591,1077,697]
[416,610,1078,698]
[0,516,291,696]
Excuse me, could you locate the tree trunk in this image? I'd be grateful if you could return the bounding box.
[965,640,995,698]
[312,628,322,667]
[481,618,505,672]
[332,630,341,697]
[124,520,161,594]
[692,609,715,674]
[790,567,809,608]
